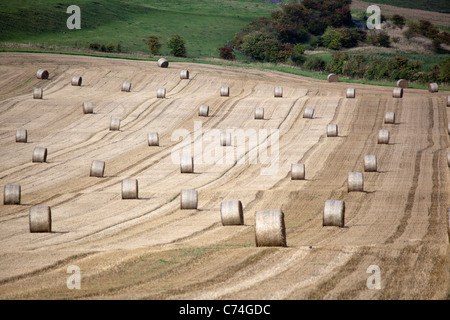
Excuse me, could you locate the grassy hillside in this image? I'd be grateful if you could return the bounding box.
[0,0,287,57]
[363,0,450,14]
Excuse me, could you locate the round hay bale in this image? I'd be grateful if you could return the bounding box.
[327,73,339,82]
[323,200,345,227]
[378,129,390,144]
[396,79,408,88]
[15,128,27,143]
[122,179,138,199]
[110,118,120,131]
[180,70,189,79]
[303,107,314,119]
[158,58,169,68]
[327,124,338,137]
[29,206,52,233]
[180,156,194,173]
[220,200,244,226]
[255,209,286,247]
[32,147,47,163]
[33,88,43,99]
[384,112,395,124]
[346,88,355,98]
[90,160,105,177]
[198,105,209,117]
[255,107,264,120]
[392,87,403,98]
[122,81,132,92]
[36,69,49,80]
[3,184,21,205]
[274,86,283,98]
[447,96,450,107]
[348,172,363,192]
[364,155,377,172]
[291,163,305,180]
[447,151,450,167]
[148,132,159,146]
[220,86,229,97]
[220,132,232,146]
[181,189,198,209]
[82,102,93,114]
[428,83,438,93]
[157,88,166,98]
[71,76,82,86]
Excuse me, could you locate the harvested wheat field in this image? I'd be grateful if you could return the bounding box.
[0,52,449,300]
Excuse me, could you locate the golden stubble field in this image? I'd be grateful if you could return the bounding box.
[0,52,448,299]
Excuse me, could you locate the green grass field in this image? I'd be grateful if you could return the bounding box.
[0,0,289,57]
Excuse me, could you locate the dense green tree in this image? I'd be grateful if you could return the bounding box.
[167,34,186,57]
[438,57,450,82]
[326,52,349,74]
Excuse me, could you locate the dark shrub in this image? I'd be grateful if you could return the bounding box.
[303,55,327,71]
[218,45,235,60]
